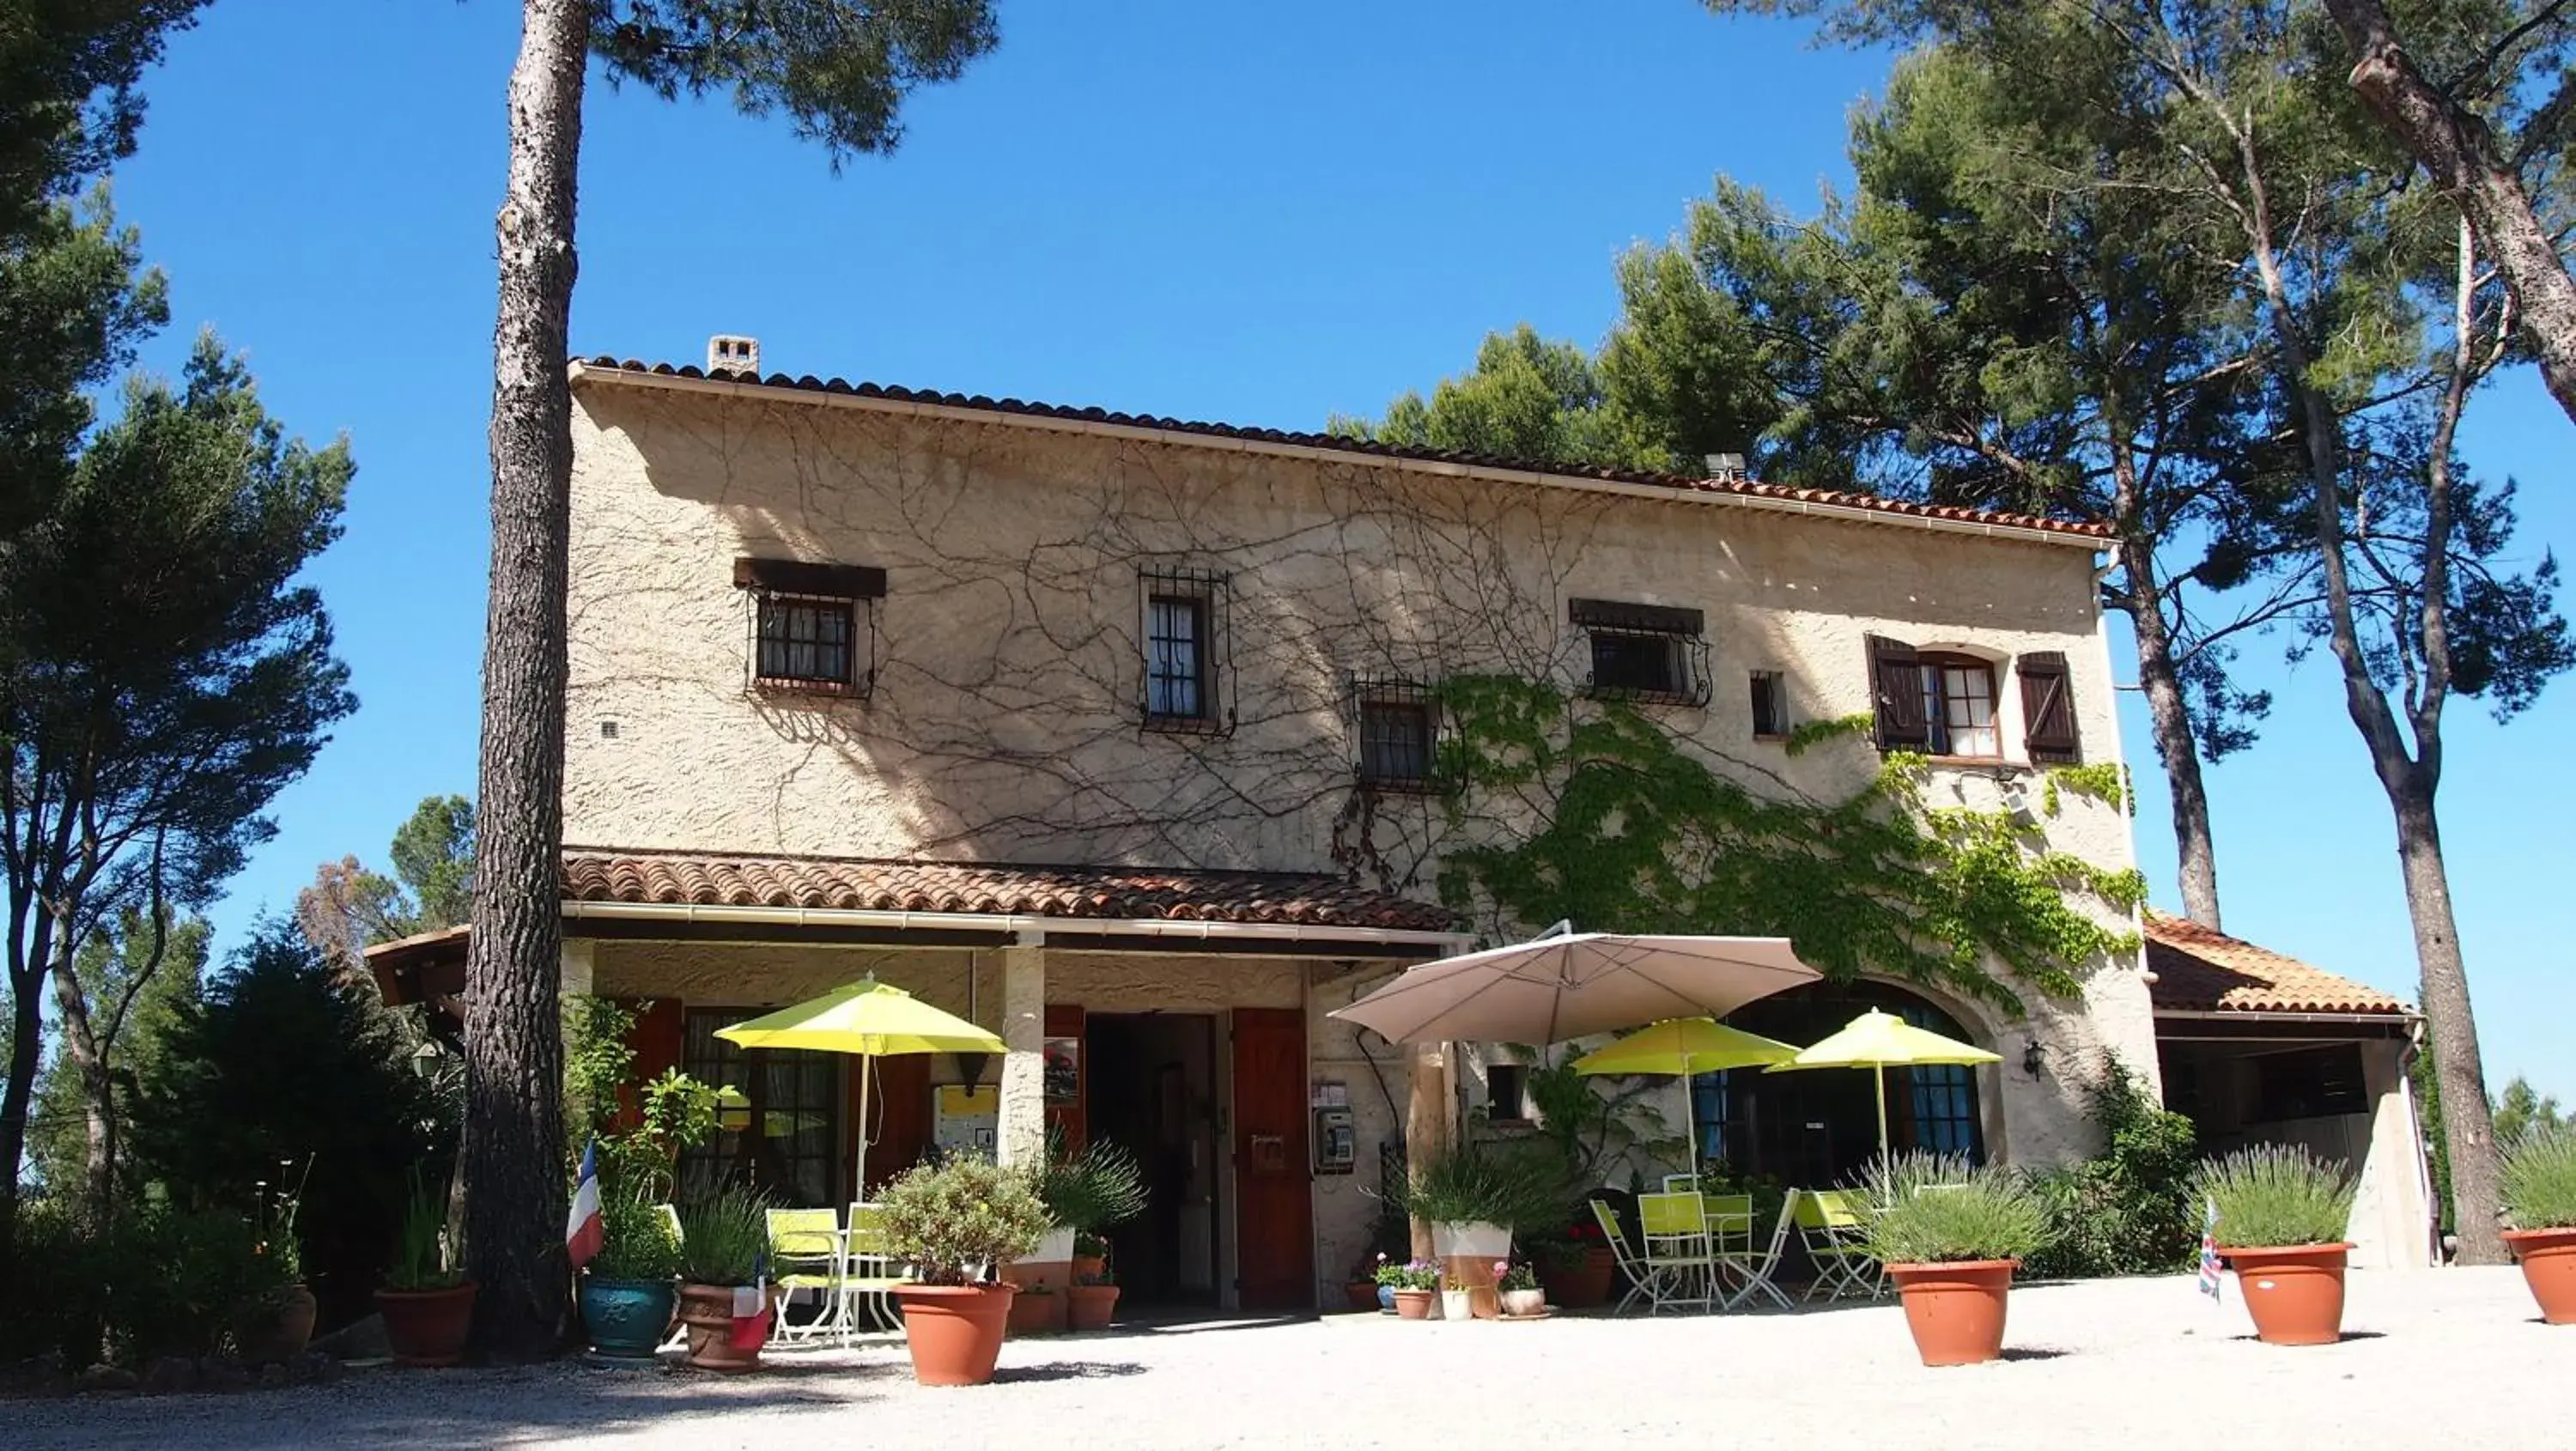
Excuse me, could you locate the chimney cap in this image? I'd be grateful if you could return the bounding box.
[708,334,761,376]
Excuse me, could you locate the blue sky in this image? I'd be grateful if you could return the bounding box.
[110,2,2568,1100]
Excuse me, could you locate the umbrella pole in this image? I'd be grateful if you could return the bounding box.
[855,1055,874,1201]
[1874,1063,1890,1168]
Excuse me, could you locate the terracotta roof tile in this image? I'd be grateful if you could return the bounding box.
[2143,912,2409,1016]
[573,357,2114,543]
[559,848,1461,933]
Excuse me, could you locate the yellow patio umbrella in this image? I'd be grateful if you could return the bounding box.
[1763,1009,1999,1163]
[717,979,1006,1190]
[1574,1017,1800,1174]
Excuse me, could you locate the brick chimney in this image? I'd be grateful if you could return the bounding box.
[707,334,760,376]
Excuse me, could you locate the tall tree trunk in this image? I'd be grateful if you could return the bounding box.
[2324,0,2576,429]
[2393,780,2504,1262]
[2120,540,2224,927]
[464,0,584,1361]
[46,945,118,1221]
[0,905,58,1262]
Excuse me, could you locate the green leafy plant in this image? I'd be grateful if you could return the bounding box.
[2200,1146,2354,1249]
[1856,1152,2049,1265]
[383,1166,465,1291]
[1395,1138,1577,1231]
[676,1185,775,1287]
[1031,1132,1148,1236]
[1371,1254,1438,1290]
[1497,1259,1539,1292]
[2025,1059,2199,1279]
[592,1194,684,1281]
[878,1155,1052,1286]
[2502,1126,2576,1231]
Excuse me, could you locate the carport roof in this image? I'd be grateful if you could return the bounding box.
[2144,912,2411,1017]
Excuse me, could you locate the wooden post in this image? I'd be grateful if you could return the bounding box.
[1405,1039,1446,1263]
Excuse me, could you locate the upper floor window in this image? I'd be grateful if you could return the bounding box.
[1571,598,1710,707]
[1749,669,1791,738]
[1139,565,1232,732]
[735,556,884,698]
[1351,676,1445,791]
[1919,653,2000,758]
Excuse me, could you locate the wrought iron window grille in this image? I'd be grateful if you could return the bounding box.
[741,588,878,700]
[1569,598,1712,707]
[1346,674,1453,793]
[1138,564,1236,737]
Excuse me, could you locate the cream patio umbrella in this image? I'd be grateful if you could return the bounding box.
[718,978,1006,1193]
[1328,927,1822,1045]
[1571,1017,1801,1173]
[1762,1009,2000,1164]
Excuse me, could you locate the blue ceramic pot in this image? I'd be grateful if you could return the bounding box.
[580,1276,677,1358]
[1377,1284,1396,1313]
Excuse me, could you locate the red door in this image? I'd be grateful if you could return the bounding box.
[1230,1007,1314,1310]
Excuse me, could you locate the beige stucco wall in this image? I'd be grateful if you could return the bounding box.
[565,378,2160,1215]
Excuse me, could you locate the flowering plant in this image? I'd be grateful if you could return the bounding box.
[1496,1259,1538,1292]
[1372,1254,1438,1290]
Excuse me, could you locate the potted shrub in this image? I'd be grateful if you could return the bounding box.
[2202,1145,2356,1346]
[674,1187,775,1372]
[1066,1265,1120,1331]
[580,1196,683,1358]
[2501,1126,2576,1325]
[233,1165,317,1366]
[880,1156,1052,1387]
[1378,1257,1438,1319]
[1531,1212,1615,1310]
[1859,1153,2048,1367]
[1497,1260,1546,1318]
[1400,1139,1573,1320]
[378,1169,478,1367]
[1035,1137,1146,1286]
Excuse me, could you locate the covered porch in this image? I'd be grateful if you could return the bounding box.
[366,848,1470,1313]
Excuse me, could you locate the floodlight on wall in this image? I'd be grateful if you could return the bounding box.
[954,1051,991,1089]
[2022,1040,2046,1079]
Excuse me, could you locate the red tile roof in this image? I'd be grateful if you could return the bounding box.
[2143,912,2410,1016]
[572,357,2114,543]
[561,848,1461,933]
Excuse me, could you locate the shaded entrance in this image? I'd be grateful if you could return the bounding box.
[1696,981,1985,1187]
[1085,1012,1221,1306]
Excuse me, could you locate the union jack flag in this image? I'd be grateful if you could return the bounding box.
[2197,1196,2222,1302]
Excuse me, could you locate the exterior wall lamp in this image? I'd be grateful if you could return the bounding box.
[2022,1040,2046,1078]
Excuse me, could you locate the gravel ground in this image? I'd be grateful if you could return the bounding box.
[3,1268,2558,1450]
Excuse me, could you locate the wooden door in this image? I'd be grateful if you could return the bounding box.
[857,1054,932,1198]
[1230,1007,1313,1311]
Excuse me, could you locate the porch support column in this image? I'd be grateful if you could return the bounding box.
[1404,1039,1448,1261]
[997,940,1048,1169]
[560,938,594,998]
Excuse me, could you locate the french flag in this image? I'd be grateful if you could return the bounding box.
[728,1250,772,1350]
[565,1138,604,1270]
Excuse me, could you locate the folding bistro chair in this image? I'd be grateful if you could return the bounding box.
[767,1207,851,1345]
[1590,1199,1656,1315]
[1793,1189,1882,1302]
[1662,1174,1704,1193]
[1637,1191,1718,1314]
[843,1202,906,1333]
[1723,1193,1797,1310]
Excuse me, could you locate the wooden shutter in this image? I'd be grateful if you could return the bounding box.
[2017,651,2081,763]
[1866,635,1928,750]
[613,997,685,1131]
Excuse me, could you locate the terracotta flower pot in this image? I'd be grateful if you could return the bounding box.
[895,1283,1017,1387]
[2504,1227,2576,1325]
[676,1282,772,1372]
[233,1284,318,1366]
[1391,1288,1436,1320]
[1066,1283,1120,1331]
[2221,1243,2351,1346]
[1886,1260,2016,1367]
[1005,1288,1058,1337]
[1345,1280,1381,1313]
[1537,1247,1615,1310]
[377,1281,479,1367]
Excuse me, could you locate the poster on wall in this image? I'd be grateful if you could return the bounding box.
[1043,1037,1081,1102]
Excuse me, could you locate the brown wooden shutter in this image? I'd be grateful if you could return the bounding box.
[2017,651,2081,763]
[1867,635,1928,750]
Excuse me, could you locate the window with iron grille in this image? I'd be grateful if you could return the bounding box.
[1749,669,1790,738]
[1139,566,1231,732]
[1571,598,1711,707]
[1350,676,1445,791]
[677,1008,842,1208]
[756,596,854,689]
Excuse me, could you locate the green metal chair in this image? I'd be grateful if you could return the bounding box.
[844,1202,907,1333]
[1637,1191,1717,1314]
[1725,1193,1798,1310]
[1700,1192,1759,1298]
[1589,1199,1656,1315]
[768,1207,850,1345]
[1792,1188,1882,1301]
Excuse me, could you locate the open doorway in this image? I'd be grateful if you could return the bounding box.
[1084,1012,1221,1306]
